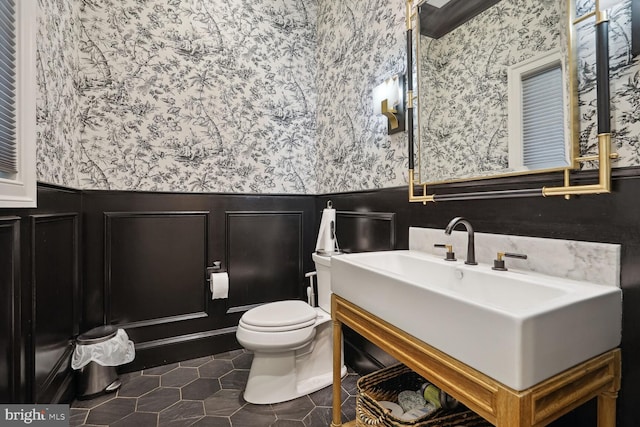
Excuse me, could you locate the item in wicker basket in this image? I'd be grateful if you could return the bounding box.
[398,390,427,412]
[378,401,404,417]
[420,383,442,408]
[440,392,459,410]
[420,382,459,410]
[357,364,493,426]
[399,403,437,420]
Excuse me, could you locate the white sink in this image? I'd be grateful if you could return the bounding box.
[331,250,621,390]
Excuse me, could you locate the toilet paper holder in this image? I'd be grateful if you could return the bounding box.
[206,261,224,281]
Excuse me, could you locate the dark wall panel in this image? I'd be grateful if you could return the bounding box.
[334,211,395,253]
[31,214,79,403]
[0,217,20,403]
[318,210,399,374]
[0,185,320,398]
[226,212,303,311]
[0,185,83,404]
[105,212,209,326]
[82,191,315,370]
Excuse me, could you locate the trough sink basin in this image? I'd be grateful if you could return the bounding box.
[331,250,621,390]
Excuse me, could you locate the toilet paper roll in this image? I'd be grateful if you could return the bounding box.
[315,207,336,253]
[209,272,229,300]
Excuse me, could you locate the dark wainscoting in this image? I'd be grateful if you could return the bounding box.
[320,208,400,374]
[31,213,79,403]
[104,211,209,326]
[334,211,396,254]
[0,216,20,404]
[0,185,82,404]
[82,191,316,371]
[4,167,639,424]
[226,211,304,311]
[318,166,640,427]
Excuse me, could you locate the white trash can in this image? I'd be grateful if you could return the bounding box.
[72,325,135,399]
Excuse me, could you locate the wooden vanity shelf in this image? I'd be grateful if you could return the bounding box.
[331,294,621,427]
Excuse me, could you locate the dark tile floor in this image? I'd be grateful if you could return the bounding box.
[70,349,359,427]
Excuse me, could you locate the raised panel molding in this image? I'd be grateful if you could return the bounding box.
[225,211,304,313]
[335,211,396,253]
[330,211,399,374]
[104,211,210,331]
[30,213,79,403]
[0,217,21,403]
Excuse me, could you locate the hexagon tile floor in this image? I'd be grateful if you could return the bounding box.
[70,349,360,427]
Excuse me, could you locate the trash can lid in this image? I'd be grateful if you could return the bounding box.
[77,325,118,345]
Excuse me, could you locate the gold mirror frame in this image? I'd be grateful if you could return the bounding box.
[407,0,617,204]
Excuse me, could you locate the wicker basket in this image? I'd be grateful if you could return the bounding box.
[356,364,492,427]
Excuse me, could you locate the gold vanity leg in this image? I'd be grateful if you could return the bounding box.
[496,389,532,427]
[597,391,618,427]
[331,305,343,427]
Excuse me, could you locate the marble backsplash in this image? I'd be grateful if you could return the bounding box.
[409,227,621,287]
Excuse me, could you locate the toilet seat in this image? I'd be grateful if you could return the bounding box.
[236,254,344,404]
[240,300,318,332]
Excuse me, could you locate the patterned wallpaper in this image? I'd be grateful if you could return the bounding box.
[605,2,640,168]
[74,0,317,193]
[34,0,640,194]
[314,0,409,193]
[573,0,638,169]
[36,0,82,188]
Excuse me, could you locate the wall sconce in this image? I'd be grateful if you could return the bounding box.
[373,74,405,135]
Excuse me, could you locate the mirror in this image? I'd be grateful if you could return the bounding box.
[407,0,615,203]
[415,0,571,184]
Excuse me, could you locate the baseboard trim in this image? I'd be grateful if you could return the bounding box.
[121,328,240,373]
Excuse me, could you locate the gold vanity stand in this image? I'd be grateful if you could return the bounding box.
[331,295,621,427]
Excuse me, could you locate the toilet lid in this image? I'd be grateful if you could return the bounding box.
[240,300,317,331]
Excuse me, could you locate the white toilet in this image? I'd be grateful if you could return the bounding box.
[236,253,346,404]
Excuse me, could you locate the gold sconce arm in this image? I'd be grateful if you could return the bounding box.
[381,99,399,130]
[375,75,405,135]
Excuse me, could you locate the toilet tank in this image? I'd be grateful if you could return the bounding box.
[312,253,333,312]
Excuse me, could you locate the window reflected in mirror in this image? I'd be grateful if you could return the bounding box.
[507,49,569,171]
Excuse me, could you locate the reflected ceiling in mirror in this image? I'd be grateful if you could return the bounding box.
[419,0,501,39]
[416,0,570,184]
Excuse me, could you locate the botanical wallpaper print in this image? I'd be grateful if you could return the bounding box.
[36,0,82,187]
[33,0,640,194]
[417,0,565,183]
[574,0,639,169]
[314,0,409,193]
[77,0,317,193]
[603,2,640,168]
